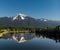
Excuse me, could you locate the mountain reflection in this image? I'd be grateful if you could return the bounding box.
[2,32,35,43]
[1,32,60,43]
[12,35,26,43]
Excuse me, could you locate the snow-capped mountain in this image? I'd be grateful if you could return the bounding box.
[0,13,60,28]
[13,13,27,20]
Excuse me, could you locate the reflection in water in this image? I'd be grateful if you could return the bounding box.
[12,35,26,43]
[7,33,27,43]
[1,32,60,43]
[35,32,60,43]
[2,32,36,43]
[0,32,60,50]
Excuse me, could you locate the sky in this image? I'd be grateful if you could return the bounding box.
[0,0,60,20]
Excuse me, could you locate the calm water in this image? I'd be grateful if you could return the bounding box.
[0,32,60,50]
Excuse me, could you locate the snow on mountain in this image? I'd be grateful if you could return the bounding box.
[13,13,27,20]
[0,13,60,28]
[40,18,48,21]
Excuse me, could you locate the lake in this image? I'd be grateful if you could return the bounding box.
[0,32,60,50]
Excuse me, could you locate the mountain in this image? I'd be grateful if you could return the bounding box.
[12,13,27,20]
[0,13,60,28]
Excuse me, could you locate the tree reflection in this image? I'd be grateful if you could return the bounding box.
[1,30,60,43]
[35,32,60,43]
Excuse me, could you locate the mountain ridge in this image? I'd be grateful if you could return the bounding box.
[0,13,60,28]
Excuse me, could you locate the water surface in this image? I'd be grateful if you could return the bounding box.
[0,32,60,50]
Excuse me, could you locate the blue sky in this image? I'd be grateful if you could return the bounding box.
[0,0,60,20]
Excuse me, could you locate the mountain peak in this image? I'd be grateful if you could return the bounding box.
[13,13,27,20]
[40,18,48,21]
[18,13,27,17]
